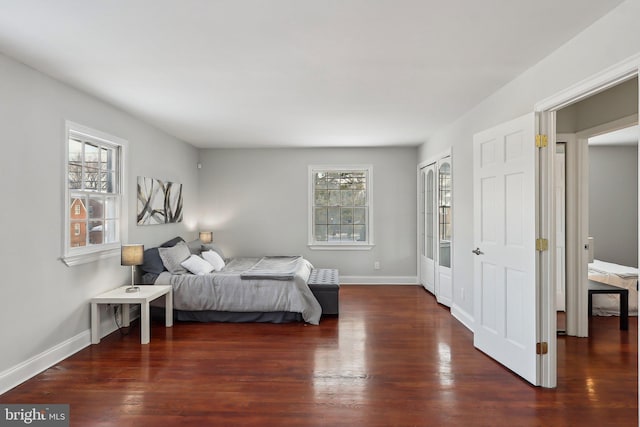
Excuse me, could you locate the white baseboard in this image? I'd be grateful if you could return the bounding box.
[451,303,474,332]
[340,276,418,285]
[0,306,139,395]
[0,330,91,395]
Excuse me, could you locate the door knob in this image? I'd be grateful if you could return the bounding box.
[472,247,484,255]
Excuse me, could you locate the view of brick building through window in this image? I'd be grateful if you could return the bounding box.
[69,198,105,247]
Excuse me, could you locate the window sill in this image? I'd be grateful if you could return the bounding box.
[61,246,120,266]
[308,243,375,251]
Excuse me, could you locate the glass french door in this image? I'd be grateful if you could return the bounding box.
[419,164,437,293]
[436,157,453,305]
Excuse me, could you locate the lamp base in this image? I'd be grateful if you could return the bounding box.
[125,285,140,293]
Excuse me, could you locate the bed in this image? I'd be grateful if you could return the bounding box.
[588,259,638,316]
[141,237,322,325]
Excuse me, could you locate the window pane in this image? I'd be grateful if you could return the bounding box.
[315,190,329,205]
[341,190,355,206]
[328,190,340,206]
[70,197,86,219]
[88,221,103,245]
[327,173,340,189]
[328,225,340,241]
[354,190,366,206]
[439,162,452,241]
[351,176,366,190]
[440,242,451,268]
[341,208,353,224]
[68,139,83,190]
[348,172,365,188]
[104,197,118,219]
[70,220,86,247]
[353,208,366,224]
[101,171,115,192]
[427,169,435,259]
[354,225,366,241]
[85,143,100,166]
[84,166,99,191]
[100,147,113,171]
[327,207,340,225]
[88,197,103,219]
[315,208,327,225]
[314,172,326,189]
[340,225,354,241]
[314,225,328,241]
[68,164,82,189]
[69,138,83,162]
[103,220,117,244]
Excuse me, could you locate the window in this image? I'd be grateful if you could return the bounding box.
[62,121,127,266]
[438,158,452,268]
[309,165,373,249]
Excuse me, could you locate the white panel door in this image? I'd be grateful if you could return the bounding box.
[419,165,437,293]
[473,113,539,385]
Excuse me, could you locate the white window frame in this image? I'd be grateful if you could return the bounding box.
[308,164,374,250]
[62,121,128,266]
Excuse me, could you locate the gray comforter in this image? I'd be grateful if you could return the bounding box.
[155,256,321,325]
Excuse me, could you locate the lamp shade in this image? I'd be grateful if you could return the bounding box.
[199,231,213,244]
[121,244,144,266]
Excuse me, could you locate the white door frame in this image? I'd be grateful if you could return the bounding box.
[535,54,640,389]
[555,117,638,338]
[563,131,590,337]
[554,141,567,314]
[559,132,586,337]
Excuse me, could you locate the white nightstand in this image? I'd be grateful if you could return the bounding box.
[90,285,173,345]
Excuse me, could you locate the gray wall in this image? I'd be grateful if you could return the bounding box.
[418,0,640,326]
[197,147,418,280]
[0,52,198,385]
[589,145,638,267]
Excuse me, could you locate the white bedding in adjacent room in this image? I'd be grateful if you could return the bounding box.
[588,260,638,316]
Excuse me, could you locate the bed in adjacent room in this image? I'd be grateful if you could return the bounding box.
[141,237,322,325]
[588,259,638,316]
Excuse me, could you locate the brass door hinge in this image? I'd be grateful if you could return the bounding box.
[535,134,548,148]
[536,342,548,355]
[536,238,548,251]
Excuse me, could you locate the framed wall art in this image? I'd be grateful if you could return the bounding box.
[137,176,183,225]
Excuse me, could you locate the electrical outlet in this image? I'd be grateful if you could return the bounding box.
[460,288,465,300]
[374,261,380,270]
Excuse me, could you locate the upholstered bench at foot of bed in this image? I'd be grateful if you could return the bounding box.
[308,268,340,316]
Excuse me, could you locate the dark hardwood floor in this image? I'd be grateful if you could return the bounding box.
[1,286,637,426]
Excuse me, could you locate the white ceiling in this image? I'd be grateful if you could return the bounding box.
[0,0,626,148]
[589,125,639,146]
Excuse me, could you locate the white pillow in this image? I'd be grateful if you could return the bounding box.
[202,250,225,271]
[180,254,214,275]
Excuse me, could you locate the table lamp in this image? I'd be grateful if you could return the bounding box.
[199,231,213,244]
[121,244,144,293]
